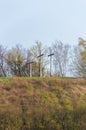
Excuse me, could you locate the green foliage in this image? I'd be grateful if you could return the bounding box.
[74,38,86,77]
[6,44,26,76]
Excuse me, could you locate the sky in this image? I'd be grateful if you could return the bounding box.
[0,0,86,48]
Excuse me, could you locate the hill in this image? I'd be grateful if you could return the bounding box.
[0,77,86,130]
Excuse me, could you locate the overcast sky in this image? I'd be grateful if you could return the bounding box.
[0,0,86,48]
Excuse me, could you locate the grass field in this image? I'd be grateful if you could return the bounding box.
[0,77,86,130]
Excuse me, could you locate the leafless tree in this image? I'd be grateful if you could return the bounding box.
[53,41,70,77]
[30,41,48,76]
[0,45,7,77]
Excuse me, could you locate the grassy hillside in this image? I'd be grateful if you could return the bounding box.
[0,77,86,130]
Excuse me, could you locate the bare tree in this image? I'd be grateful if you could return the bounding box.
[0,45,7,77]
[30,41,48,76]
[53,41,70,77]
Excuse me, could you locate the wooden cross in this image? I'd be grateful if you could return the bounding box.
[48,53,54,76]
[26,61,34,77]
[37,53,44,77]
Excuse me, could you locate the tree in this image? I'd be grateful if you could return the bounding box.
[53,41,70,77]
[72,38,86,77]
[30,41,48,76]
[0,45,7,77]
[6,44,26,76]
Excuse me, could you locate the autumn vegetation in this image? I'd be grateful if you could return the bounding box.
[1,38,86,77]
[1,38,86,129]
[0,77,86,130]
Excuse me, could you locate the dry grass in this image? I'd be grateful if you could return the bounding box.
[0,77,86,107]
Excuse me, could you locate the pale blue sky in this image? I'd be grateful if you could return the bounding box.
[0,0,86,48]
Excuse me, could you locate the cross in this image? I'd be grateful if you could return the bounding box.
[48,53,54,76]
[26,61,34,77]
[37,53,44,77]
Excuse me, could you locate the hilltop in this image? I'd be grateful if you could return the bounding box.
[0,77,86,130]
